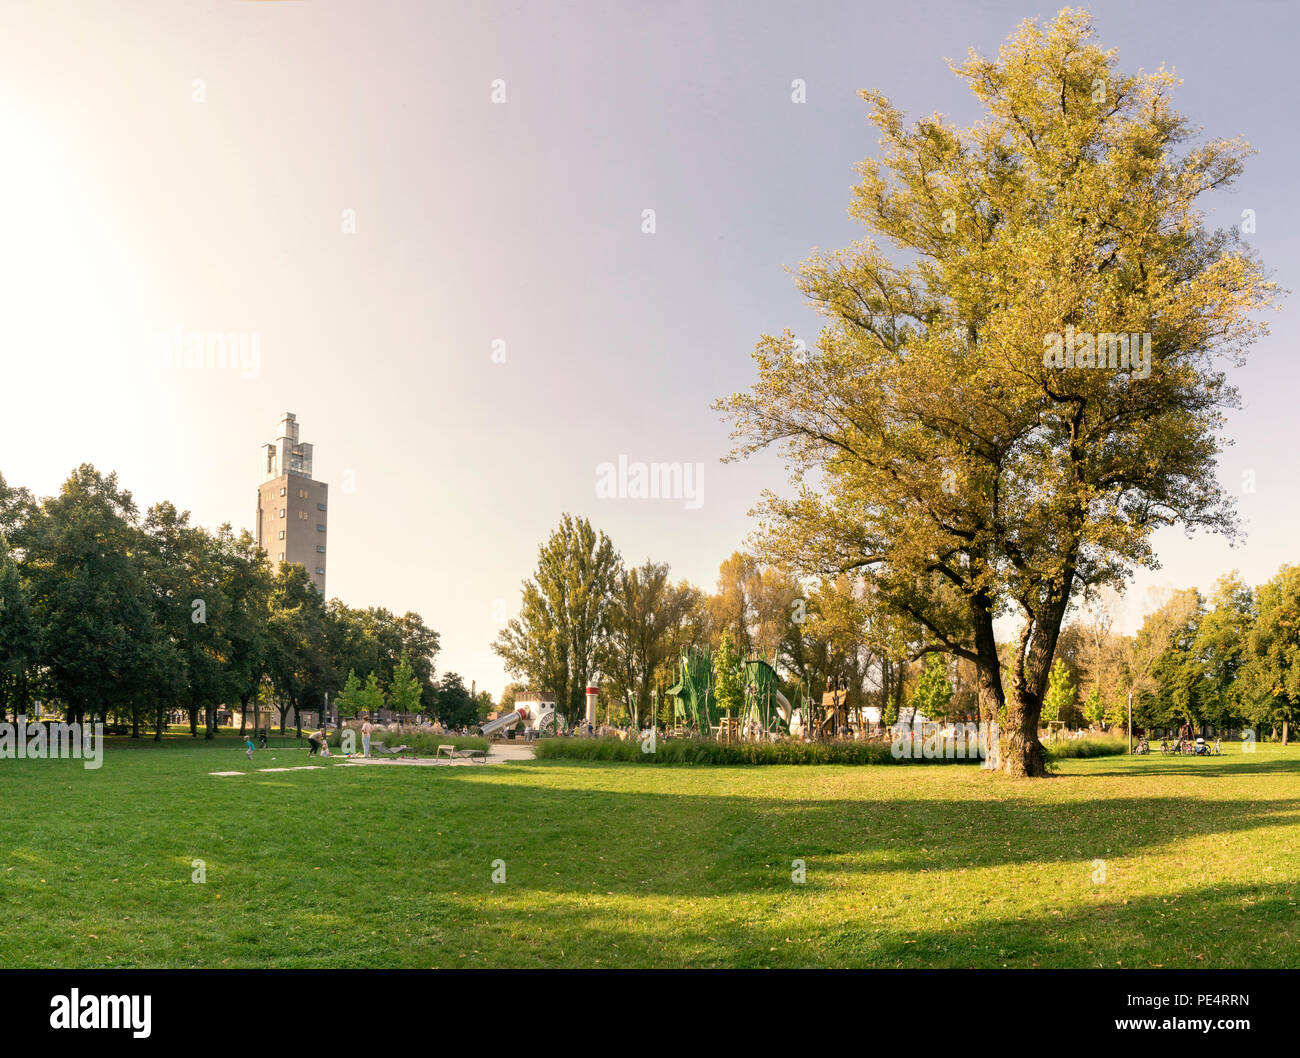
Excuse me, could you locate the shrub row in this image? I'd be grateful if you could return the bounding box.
[535,734,1132,766]
[535,736,973,766]
[1043,735,1129,759]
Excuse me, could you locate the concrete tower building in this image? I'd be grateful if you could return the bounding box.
[256,412,328,594]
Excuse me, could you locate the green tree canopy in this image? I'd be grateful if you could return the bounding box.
[713,630,743,719]
[1241,565,1300,745]
[1042,657,1076,725]
[492,514,621,723]
[435,671,478,730]
[908,653,954,724]
[717,9,1274,774]
[389,653,423,716]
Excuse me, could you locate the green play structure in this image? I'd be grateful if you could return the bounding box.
[665,645,717,733]
[664,649,799,740]
[742,658,794,737]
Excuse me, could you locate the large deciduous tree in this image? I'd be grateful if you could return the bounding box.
[24,466,159,729]
[600,560,699,729]
[717,9,1275,775]
[1242,565,1300,745]
[267,563,332,735]
[0,532,39,722]
[492,514,621,723]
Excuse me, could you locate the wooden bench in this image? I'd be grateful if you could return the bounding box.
[436,744,488,764]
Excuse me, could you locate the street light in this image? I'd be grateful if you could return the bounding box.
[1127,689,1133,755]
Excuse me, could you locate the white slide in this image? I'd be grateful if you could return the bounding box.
[772,688,793,725]
[479,709,523,737]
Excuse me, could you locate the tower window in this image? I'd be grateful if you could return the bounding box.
[316,545,326,553]
[278,530,285,540]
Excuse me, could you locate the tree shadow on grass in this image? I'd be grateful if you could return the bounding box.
[376,767,1300,899]
[11,752,1298,969]
[1078,756,1299,778]
[414,876,1299,968]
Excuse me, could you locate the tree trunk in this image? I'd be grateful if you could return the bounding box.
[1003,686,1049,777]
[969,590,1008,767]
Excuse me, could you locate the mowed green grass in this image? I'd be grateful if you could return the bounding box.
[1,736,1296,967]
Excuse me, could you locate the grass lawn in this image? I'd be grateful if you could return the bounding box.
[1,736,1296,968]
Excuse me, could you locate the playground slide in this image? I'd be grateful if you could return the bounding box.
[772,688,793,725]
[479,709,524,737]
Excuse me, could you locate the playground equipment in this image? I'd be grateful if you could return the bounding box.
[665,645,717,734]
[479,695,560,739]
[815,683,854,739]
[741,659,792,739]
[480,710,524,737]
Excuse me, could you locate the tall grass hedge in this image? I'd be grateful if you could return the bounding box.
[535,734,1130,766]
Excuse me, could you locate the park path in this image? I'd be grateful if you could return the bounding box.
[336,742,536,767]
[210,742,535,776]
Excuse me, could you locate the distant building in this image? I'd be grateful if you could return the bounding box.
[255,412,328,594]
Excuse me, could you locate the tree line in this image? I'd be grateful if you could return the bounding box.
[492,514,916,728]
[0,465,461,737]
[493,514,1299,746]
[1038,574,1299,743]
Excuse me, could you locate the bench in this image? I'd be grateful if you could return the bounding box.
[436,744,488,764]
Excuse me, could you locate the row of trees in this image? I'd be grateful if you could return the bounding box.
[0,465,448,737]
[1041,573,1300,741]
[492,511,1299,747]
[491,515,917,728]
[335,665,491,730]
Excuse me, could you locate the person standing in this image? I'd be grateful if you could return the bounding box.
[361,716,374,758]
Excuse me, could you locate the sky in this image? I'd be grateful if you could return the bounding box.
[1,0,1297,697]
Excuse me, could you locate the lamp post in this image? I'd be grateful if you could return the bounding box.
[1127,689,1133,755]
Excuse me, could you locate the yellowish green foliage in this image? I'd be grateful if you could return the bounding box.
[718,8,1276,775]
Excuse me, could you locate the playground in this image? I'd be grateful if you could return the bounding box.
[479,649,922,748]
[1,735,1296,968]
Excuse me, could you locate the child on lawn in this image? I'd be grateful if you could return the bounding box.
[245,736,255,762]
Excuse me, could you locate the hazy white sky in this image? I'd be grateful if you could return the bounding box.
[1,0,1296,696]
